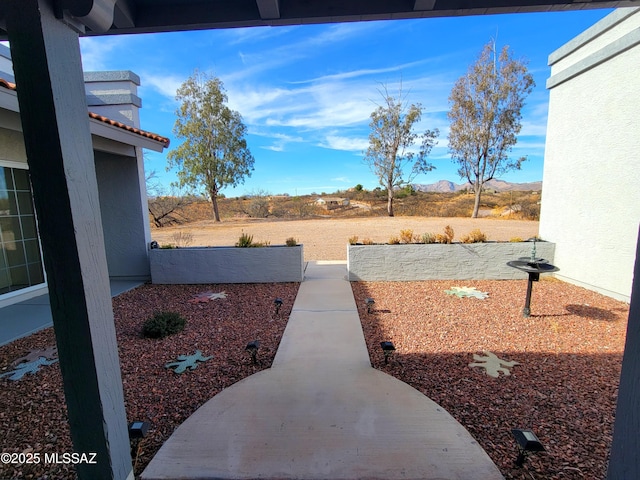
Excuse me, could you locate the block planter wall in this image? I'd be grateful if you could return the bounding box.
[347,241,555,281]
[150,245,304,284]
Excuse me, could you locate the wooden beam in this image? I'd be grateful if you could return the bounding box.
[608,227,640,479]
[256,0,280,19]
[414,0,437,10]
[114,0,135,28]
[58,0,117,32]
[4,1,133,479]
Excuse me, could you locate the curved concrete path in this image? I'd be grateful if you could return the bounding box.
[142,261,503,480]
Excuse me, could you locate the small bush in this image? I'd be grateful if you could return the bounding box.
[421,233,436,244]
[159,244,175,249]
[348,235,359,245]
[443,225,455,243]
[399,229,414,244]
[171,231,193,247]
[142,311,186,339]
[510,236,524,243]
[236,231,254,247]
[285,237,298,247]
[388,236,400,245]
[460,229,487,243]
[362,238,375,245]
[434,234,447,244]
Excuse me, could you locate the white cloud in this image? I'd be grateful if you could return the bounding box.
[139,73,185,100]
[292,60,430,85]
[263,144,284,152]
[79,36,128,71]
[320,135,369,152]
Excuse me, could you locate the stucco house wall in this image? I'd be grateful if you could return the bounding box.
[539,7,640,302]
[0,48,167,306]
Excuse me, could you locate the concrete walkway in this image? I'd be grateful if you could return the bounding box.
[142,261,503,480]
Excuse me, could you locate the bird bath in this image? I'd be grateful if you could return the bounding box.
[507,240,559,317]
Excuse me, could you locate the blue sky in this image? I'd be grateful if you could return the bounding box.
[79,9,612,197]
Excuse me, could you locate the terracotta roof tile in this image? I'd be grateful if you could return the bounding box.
[0,77,169,148]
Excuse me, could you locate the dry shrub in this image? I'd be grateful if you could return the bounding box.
[348,235,359,245]
[362,238,375,245]
[170,231,193,247]
[460,229,487,243]
[388,236,400,245]
[399,229,414,244]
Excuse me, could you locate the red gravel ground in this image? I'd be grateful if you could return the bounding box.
[352,278,629,480]
[0,277,630,480]
[0,283,299,479]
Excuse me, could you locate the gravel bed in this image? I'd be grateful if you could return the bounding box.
[0,278,629,480]
[352,278,629,480]
[0,282,299,479]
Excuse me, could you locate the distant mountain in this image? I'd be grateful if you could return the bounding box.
[413,179,542,193]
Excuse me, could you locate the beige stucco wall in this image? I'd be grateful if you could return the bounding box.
[539,7,640,302]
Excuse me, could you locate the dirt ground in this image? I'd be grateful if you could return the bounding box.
[151,217,539,260]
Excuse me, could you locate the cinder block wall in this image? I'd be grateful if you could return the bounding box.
[347,242,555,281]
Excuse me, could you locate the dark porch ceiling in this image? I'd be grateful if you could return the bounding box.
[1,0,639,38]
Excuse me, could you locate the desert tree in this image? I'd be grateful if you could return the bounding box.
[167,70,254,222]
[146,169,196,228]
[448,40,534,218]
[364,84,439,217]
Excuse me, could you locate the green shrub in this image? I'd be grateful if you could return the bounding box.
[142,311,186,338]
[285,237,298,247]
[236,231,254,247]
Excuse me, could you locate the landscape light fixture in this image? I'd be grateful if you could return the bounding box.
[365,298,375,314]
[245,340,260,364]
[511,428,545,467]
[274,298,283,315]
[380,341,396,364]
[128,421,150,439]
[128,421,150,462]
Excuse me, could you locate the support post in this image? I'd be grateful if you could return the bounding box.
[608,227,640,479]
[5,1,133,479]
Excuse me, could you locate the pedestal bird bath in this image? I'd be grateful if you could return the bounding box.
[507,240,559,317]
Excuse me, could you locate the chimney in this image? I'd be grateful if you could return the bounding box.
[84,70,142,128]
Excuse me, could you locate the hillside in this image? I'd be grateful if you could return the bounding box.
[413,179,542,193]
[149,187,542,228]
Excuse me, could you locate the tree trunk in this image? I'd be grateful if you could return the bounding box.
[211,194,221,222]
[387,190,394,217]
[472,185,482,218]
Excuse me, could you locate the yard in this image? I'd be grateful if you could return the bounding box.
[0,275,628,479]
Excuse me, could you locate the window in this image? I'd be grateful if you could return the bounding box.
[0,167,44,294]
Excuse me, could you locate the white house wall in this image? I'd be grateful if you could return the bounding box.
[540,7,640,301]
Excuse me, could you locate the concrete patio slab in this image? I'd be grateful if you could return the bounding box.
[0,280,144,346]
